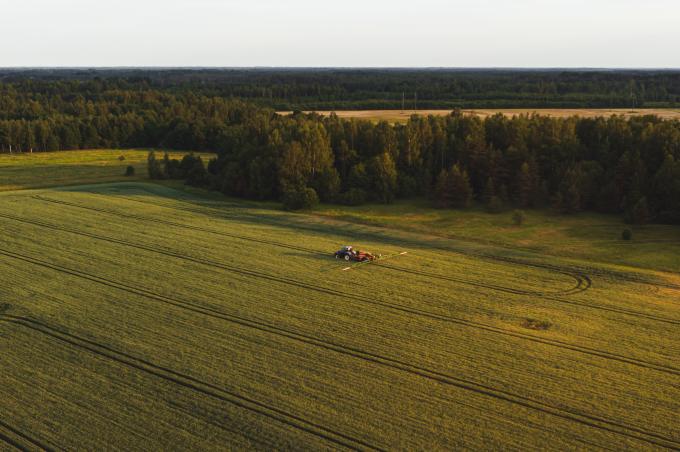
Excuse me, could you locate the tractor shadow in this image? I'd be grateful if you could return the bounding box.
[281,251,351,273]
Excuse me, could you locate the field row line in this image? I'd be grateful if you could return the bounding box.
[0,315,380,452]
[100,192,680,291]
[26,198,679,323]
[111,193,593,279]
[36,196,672,324]
[0,251,678,449]
[1,210,678,370]
[0,418,54,452]
[371,262,671,324]
[37,194,591,297]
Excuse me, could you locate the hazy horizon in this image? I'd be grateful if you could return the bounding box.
[2,0,679,68]
[2,67,680,70]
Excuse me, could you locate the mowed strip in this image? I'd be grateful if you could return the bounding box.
[0,188,676,448]
[13,190,680,328]
[4,191,680,367]
[34,194,588,297]
[3,196,680,364]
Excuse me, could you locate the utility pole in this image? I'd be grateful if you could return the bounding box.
[401,92,405,113]
[414,91,418,113]
[629,80,636,109]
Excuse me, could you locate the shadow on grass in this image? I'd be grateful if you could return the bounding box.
[60,182,680,285]
[0,163,150,192]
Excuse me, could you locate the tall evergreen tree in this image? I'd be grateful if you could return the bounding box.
[448,164,473,208]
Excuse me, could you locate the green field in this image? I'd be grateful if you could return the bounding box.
[317,202,680,274]
[0,154,679,449]
[0,149,214,191]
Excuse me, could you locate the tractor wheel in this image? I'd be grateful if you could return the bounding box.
[344,254,350,261]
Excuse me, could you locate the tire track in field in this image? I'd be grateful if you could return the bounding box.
[74,193,598,289]
[0,253,679,450]
[0,419,54,452]
[1,211,679,366]
[371,262,653,320]
[121,193,680,292]
[119,194,614,289]
[35,195,589,297]
[0,432,24,452]
[3,208,675,327]
[34,195,322,256]
[0,315,381,452]
[31,197,600,301]
[371,262,591,297]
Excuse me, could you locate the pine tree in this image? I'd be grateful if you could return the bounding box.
[449,164,473,208]
[517,162,535,207]
[433,169,452,208]
[482,176,496,205]
[147,151,163,179]
[483,176,503,213]
[630,197,651,225]
[370,152,398,203]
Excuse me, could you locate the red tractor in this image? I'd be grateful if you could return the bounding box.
[334,245,380,262]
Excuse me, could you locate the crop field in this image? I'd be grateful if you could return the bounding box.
[0,149,214,192]
[1,181,679,450]
[281,109,680,123]
[317,202,680,274]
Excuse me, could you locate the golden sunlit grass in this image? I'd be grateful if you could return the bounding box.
[279,109,680,123]
[0,149,214,191]
[0,179,678,449]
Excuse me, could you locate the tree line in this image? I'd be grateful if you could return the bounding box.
[2,69,680,110]
[1,79,679,223]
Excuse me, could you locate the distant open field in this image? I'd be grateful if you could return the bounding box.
[281,109,680,123]
[318,201,680,274]
[0,149,214,191]
[1,152,679,449]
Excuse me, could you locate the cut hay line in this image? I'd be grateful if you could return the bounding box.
[81,193,611,292]
[0,418,54,452]
[343,250,410,271]
[36,196,592,300]
[2,238,679,381]
[1,213,679,374]
[0,315,382,452]
[34,195,323,256]
[374,263,591,298]
[3,209,675,329]
[80,191,680,291]
[0,261,678,449]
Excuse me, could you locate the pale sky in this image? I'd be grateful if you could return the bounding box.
[1,0,678,67]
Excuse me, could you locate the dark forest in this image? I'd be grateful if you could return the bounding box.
[1,71,679,223]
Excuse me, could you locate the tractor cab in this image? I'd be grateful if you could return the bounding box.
[334,245,378,262]
[334,245,356,261]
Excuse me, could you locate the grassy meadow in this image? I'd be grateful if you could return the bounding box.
[0,149,214,191]
[316,202,680,274]
[0,151,679,450]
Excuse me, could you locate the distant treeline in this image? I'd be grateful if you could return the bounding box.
[2,68,680,109]
[1,79,680,223]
